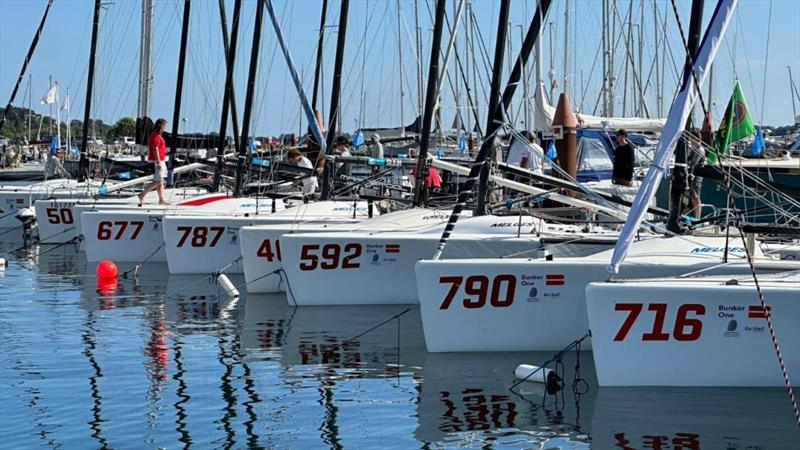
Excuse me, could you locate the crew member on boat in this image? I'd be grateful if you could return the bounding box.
[138,118,169,205]
[334,135,352,177]
[287,148,318,197]
[368,133,384,159]
[45,148,70,179]
[686,129,706,218]
[507,131,545,175]
[612,129,634,187]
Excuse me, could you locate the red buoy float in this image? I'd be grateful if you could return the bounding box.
[96,259,118,280]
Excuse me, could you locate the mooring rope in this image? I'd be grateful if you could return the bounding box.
[509,332,591,391]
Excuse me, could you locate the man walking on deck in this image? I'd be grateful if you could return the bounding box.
[612,129,634,187]
[138,118,169,205]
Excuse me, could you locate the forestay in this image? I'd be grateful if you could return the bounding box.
[608,0,738,274]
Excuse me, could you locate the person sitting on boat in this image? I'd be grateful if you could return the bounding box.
[287,148,318,197]
[138,118,169,205]
[686,129,706,219]
[45,148,70,179]
[334,135,352,178]
[612,129,634,187]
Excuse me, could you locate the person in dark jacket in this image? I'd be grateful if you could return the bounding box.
[612,129,634,186]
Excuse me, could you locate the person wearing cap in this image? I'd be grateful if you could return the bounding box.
[368,133,384,159]
[138,118,169,205]
[368,134,384,174]
[612,129,634,187]
[287,148,318,196]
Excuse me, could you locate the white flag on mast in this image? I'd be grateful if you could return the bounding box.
[41,84,58,105]
[61,94,70,112]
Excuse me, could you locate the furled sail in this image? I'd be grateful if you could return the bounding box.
[608,0,739,274]
[533,83,666,132]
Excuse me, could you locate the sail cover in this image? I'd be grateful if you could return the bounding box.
[608,0,738,274]
[533,83,667,132]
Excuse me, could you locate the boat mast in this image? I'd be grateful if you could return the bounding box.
[474,0,510,216]
[788,66,799,124]
[601,0,608,116]
[212,0,242,193]
[397,0,405,137]
[414,0,424,120]
[311,0,328,113]
[137,0,153,121]
[55,80,60,150]
[78,0,101,182]
[653,0,661,116]
[166,0,192,187]
[520,26,530,130]
[319,0,350,201]
[638,0,644,116]
[666,0,705,233]
[434,0,553,256]
[49,75,53,137]
[65,87,70,152]
[28,74,32,142]
[562,0,569,94]
[234,0,265,197]
[0,0,53,134]
[411,0,447,207]
[548,21,555,103]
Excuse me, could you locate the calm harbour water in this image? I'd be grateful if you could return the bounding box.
[1,235,797,449]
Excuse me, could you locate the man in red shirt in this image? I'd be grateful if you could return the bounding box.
[138,118,169,205]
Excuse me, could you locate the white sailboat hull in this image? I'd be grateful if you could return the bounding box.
[415,236,797,352]
[163,201,372,275]
[281,234,539,305]
[0,180,99,228]
[34,188,208,244]
[239,208,458,294]
[80,197,274,263]
[280,216,618,306]
[586,275,800,386]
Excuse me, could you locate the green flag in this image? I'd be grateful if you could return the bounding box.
[710,81,756,163]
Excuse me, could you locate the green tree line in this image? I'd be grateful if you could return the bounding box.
[0,106,135,142]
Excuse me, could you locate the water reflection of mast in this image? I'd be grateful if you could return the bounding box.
[143,301,168,438]
[318,377,342,450]
[233,331,262,448]
[217,333,238,449]
[81,310,109,450]
[218,325,266,447]
[171,336,192,447]
[217,295,261,447]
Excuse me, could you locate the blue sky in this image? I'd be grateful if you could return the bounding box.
[1,0,798,137]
